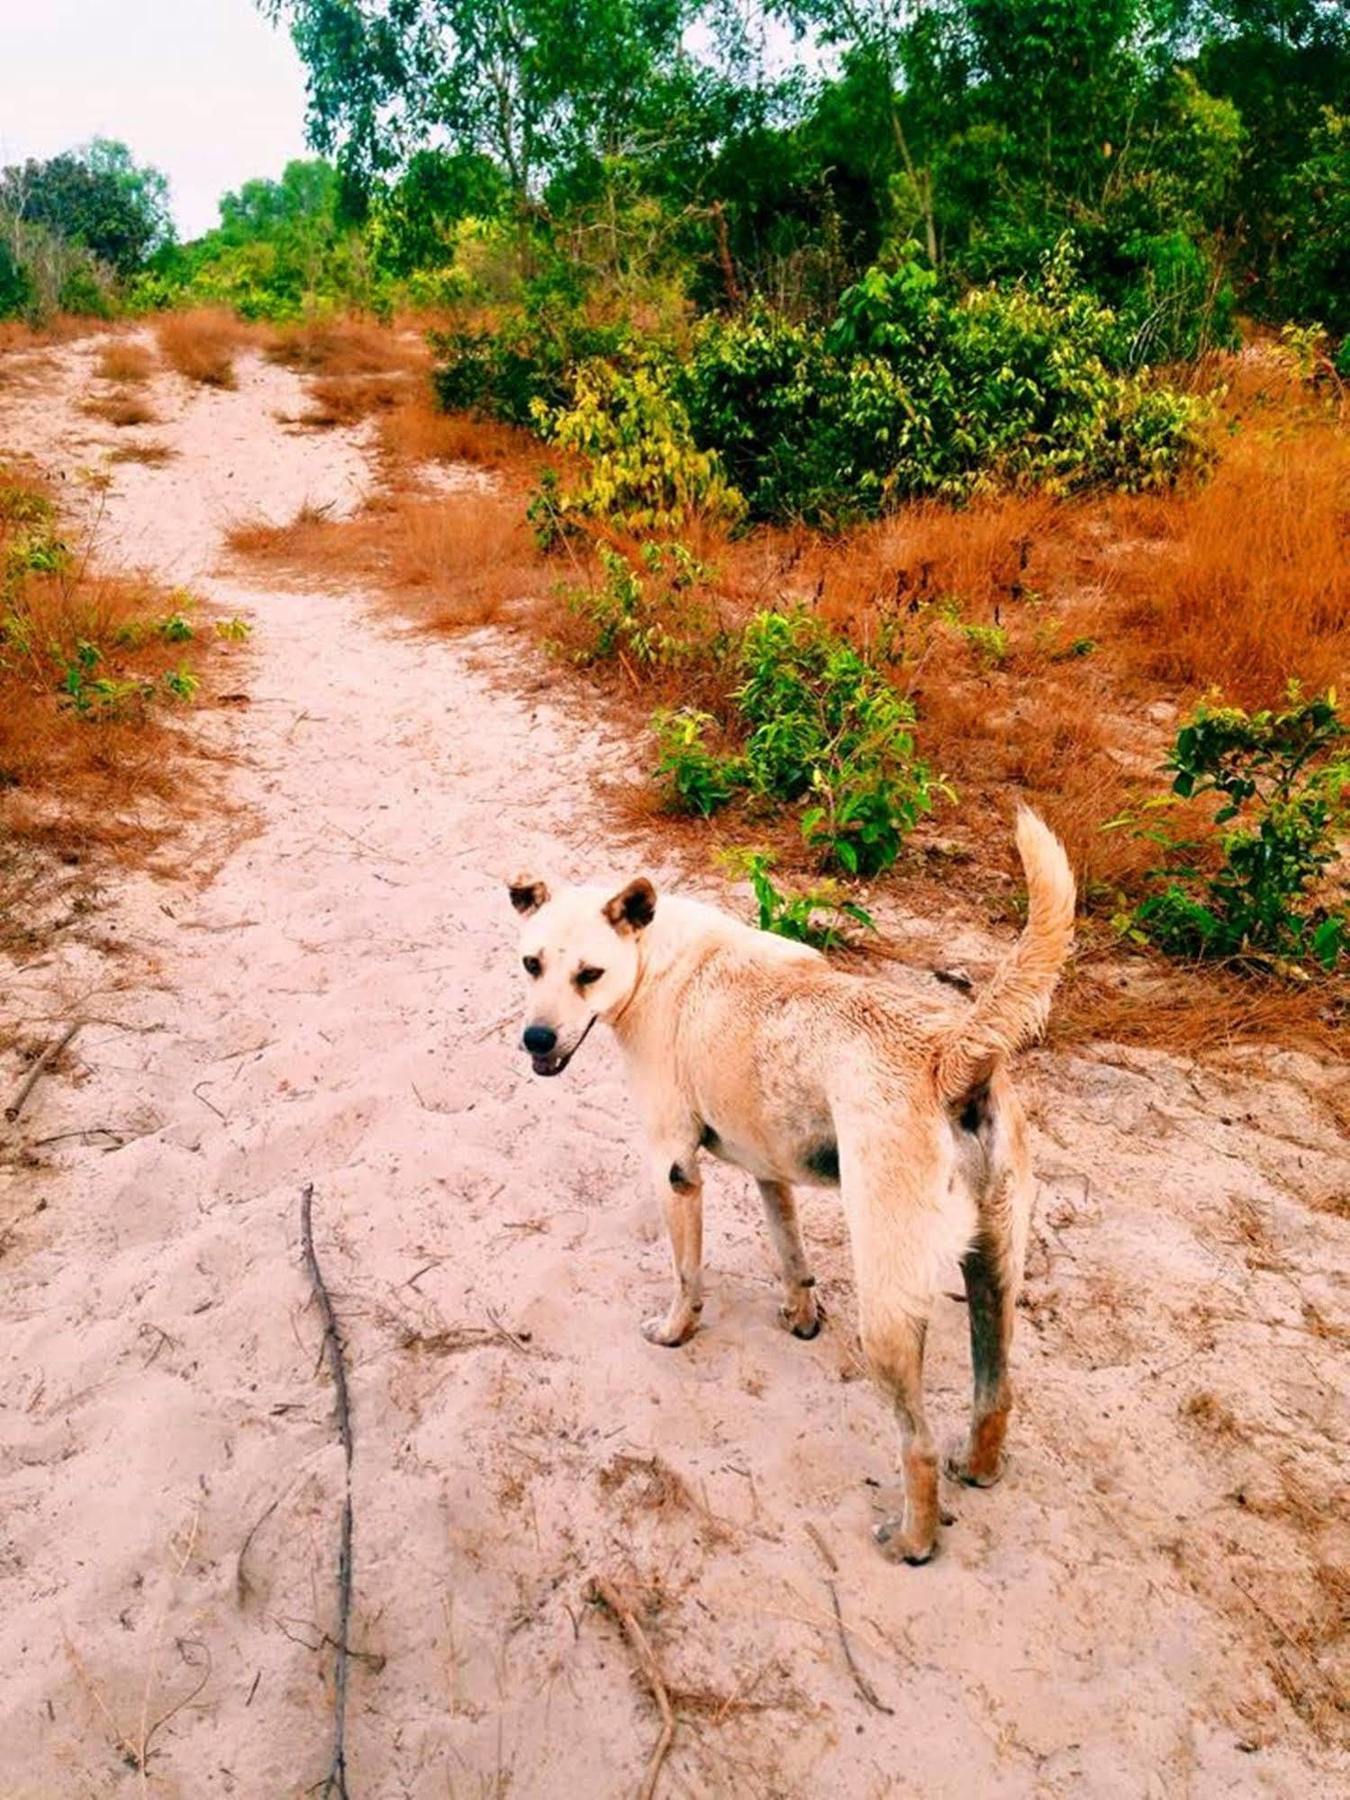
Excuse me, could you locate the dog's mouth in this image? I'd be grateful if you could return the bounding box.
[529,1013,596,1079]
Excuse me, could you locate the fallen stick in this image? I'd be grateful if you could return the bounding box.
[300,1181,355,1800]
[6,1021,80,1123]
[825,1580,894,1715]
[585,1576,676,1800]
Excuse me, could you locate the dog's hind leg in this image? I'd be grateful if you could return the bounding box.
[756,1180,820,1339]
[948,1109,1033,1487]
[866,1308,939,1565]
[641,1133,706,1348]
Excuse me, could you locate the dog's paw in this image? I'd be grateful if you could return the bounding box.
[872,1515,937,1566]
[779,1297,822,1340]
[944,1442,1005,1489]
[641,1313,697,1348]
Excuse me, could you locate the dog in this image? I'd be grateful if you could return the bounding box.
[508,809,1074,1563]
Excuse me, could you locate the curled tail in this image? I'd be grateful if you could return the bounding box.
[933,809,1075,1104]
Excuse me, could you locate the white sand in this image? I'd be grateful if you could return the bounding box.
[1,336,1346,1797]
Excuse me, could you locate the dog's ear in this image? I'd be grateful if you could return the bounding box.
[508,874,550,916]
[603,877,657,934]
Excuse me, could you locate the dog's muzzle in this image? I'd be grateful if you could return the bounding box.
[523,1013,596,1078]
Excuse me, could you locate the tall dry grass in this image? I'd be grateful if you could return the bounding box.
[155,309,254,388]
[1108,417,1348,704]
[81,391,158,428]
[94,339,156,385]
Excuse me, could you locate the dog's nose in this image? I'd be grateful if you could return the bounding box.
[522,1024,557,1056]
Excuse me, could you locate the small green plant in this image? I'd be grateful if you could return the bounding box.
[1112,688,1349,970]
[0,484,55,527]
[565,542,712,670]
[117,608,197,649]
[653,708,746,815]
[4,527,70,585]
[162,665,200,702]
[214,615,252,641]
[724,847,875,950]
[737,609,945,874]
[961,622,1009,668]
[58,641,152,720]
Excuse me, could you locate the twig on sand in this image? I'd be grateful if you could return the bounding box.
[803,1521,838,1573]
[484,1304,536,1355]
[6,1021,81,1123]
[300,1181,355,1800]
[825,1580,894,1716]
[585,1576,677,1800]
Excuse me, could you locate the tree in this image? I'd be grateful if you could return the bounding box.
[262,0,696,197]
[0,139,172,274]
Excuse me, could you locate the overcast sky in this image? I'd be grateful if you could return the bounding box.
[0,0,313,239]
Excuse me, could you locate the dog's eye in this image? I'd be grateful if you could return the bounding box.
[522,955,542,978]
[576,966,604,988]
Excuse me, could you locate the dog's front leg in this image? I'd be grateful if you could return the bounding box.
[641,1149,704,1348]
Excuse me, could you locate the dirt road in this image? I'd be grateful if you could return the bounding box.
[1,338,1346,1798]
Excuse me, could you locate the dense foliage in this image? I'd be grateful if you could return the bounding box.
[262,0,1349,337]
[0,140,172,320]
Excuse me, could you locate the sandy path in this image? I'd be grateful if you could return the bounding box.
[1,338,1347,1799]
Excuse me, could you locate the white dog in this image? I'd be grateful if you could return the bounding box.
[509,810,1074,1562]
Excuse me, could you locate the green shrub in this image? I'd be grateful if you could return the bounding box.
[674,240,1212,523]
[1114,690,1349,970]
[656,607,945,875]
[431,305,630,427]
[535,359,745,535]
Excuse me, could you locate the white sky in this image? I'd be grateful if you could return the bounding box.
[0,0,313,239]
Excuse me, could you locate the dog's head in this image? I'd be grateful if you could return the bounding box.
[508,873,656,1076]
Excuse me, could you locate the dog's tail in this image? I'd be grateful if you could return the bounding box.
[932,808,1075,1105]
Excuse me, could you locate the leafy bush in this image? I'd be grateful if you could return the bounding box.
[1115,691,1348,970]
[534,359,746,534]
[657,608,944,875]
[669,241,1212,523]
[722,848,875,949]
[432,305,629,427]
[434,237,1211,527]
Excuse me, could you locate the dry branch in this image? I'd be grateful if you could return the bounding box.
[6,1021,80,1123]
[585,1576,676,1800]
[300,1181,355,1800]
[826,1579,894,1716]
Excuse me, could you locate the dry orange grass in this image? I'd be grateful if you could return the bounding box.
[0,463,223,925]
[107,441,176,467]
[303,371,412,427]
[0,315,113,356]
[226,488,546,630]
[155,308,254,388]
[265,315,426,377]
[376,388,541,475]
[82,390,158,428]
[1108,416,1348,705]
[94,339,156,385]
